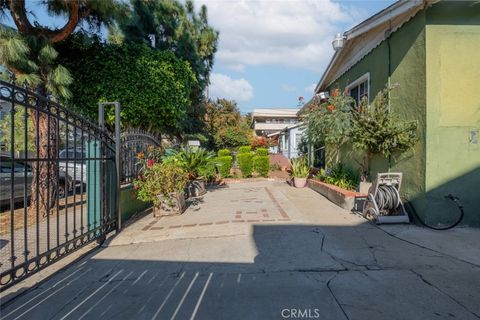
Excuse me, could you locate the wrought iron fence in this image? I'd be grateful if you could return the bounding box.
[0,80,118,290]
[120,129,161,183]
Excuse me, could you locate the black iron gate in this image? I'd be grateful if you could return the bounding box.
[0,80,119,290]
[120,129,161,184]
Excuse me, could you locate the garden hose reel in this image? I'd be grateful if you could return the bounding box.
[363,172,410,224]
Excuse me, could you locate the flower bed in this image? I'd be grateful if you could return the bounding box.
[307,179,366,211]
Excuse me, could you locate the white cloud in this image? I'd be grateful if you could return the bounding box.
[209,73,254,102]
[304,83,317,93]
[281,84,297,92]
[197,0,359,72]
[226,64,246,72]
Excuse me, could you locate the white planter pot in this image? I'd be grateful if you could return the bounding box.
[293,177,307,188]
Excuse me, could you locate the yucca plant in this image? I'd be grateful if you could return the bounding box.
[290,157,310,178]
[163,147,215,180]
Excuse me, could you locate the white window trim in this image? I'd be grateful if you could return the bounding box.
[346,72,370,104]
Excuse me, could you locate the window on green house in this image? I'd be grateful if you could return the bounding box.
[347,73,370,108]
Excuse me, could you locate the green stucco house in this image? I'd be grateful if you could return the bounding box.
[313,0,480,226]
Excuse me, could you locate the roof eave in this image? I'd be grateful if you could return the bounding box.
[314,0,438,92]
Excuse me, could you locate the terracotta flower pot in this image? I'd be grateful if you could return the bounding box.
[293,177,307,188]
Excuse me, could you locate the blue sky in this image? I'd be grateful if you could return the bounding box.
[2,0,396,113]
[200,0,396,112]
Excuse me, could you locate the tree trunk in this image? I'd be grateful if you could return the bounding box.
[29,109,58,217]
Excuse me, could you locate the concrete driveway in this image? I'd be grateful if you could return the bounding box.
[1,180,479,320]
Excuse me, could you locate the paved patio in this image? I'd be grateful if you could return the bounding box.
[1,180,479,320]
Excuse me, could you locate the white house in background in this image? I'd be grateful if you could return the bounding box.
[277,123,305,159]
[251,108,300,136]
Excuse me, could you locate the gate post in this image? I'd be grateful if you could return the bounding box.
[96,102,121,232]
[114,102,121,231]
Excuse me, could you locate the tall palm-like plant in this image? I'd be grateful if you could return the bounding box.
[163,147,215,180]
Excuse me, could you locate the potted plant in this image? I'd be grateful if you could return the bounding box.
[290,157,310,188]
[134,162,189,216]
[163,147,215,197]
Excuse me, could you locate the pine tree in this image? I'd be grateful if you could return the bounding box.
[0,0,117,215]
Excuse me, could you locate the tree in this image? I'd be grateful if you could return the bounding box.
[350,88,418,181]
[303,89,354,164]
[0,0,117,215]
[203,99,253,149]
[205,99,241,135]
[117,0,219,132]
[56,36,196,135]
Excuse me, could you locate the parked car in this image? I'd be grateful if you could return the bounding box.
[0,153,72,208]
[58,148,87,186]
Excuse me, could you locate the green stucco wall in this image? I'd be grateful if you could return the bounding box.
[323,2,480,226]
[424,1,480,226]
[120,184,151,223]
[327,11,427,209]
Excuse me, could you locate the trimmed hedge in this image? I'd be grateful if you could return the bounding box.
[253,155,269,177]
[237,153,253,177]
[255,148,268,156]
[238,146,252,154]
[218,149,231,157]
[216,156,232,177]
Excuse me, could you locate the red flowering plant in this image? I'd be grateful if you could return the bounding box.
[302,88,354,164]
[133,145,189,205]
[135,145,164,183]
[251,136,268,149]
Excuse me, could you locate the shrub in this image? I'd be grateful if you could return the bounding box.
[255,148,268,156]
[198,158,218,182]
[216,156,232,177]
[218,149,231,157]
[133,163,189,207]
[237,153,253,177]
[253,155,269,177]
[238,146,252,154]
[315,164,358,190]
[251,136,268,148]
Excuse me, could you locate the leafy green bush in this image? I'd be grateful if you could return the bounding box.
[237,153,253,177]
[133,163,189,207]
[238,146,252,154]
[255,148,268,156]
[253,155,269,177]
[350,88,418,181]
[315,164,358,191]
[58,41,195,132]
[218,149,231,157]
[198,158,218,182]
[216,156,232,177]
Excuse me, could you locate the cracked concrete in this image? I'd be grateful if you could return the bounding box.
[1,180,479,320]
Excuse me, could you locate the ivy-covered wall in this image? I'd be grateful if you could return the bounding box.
[327,11,427,210]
